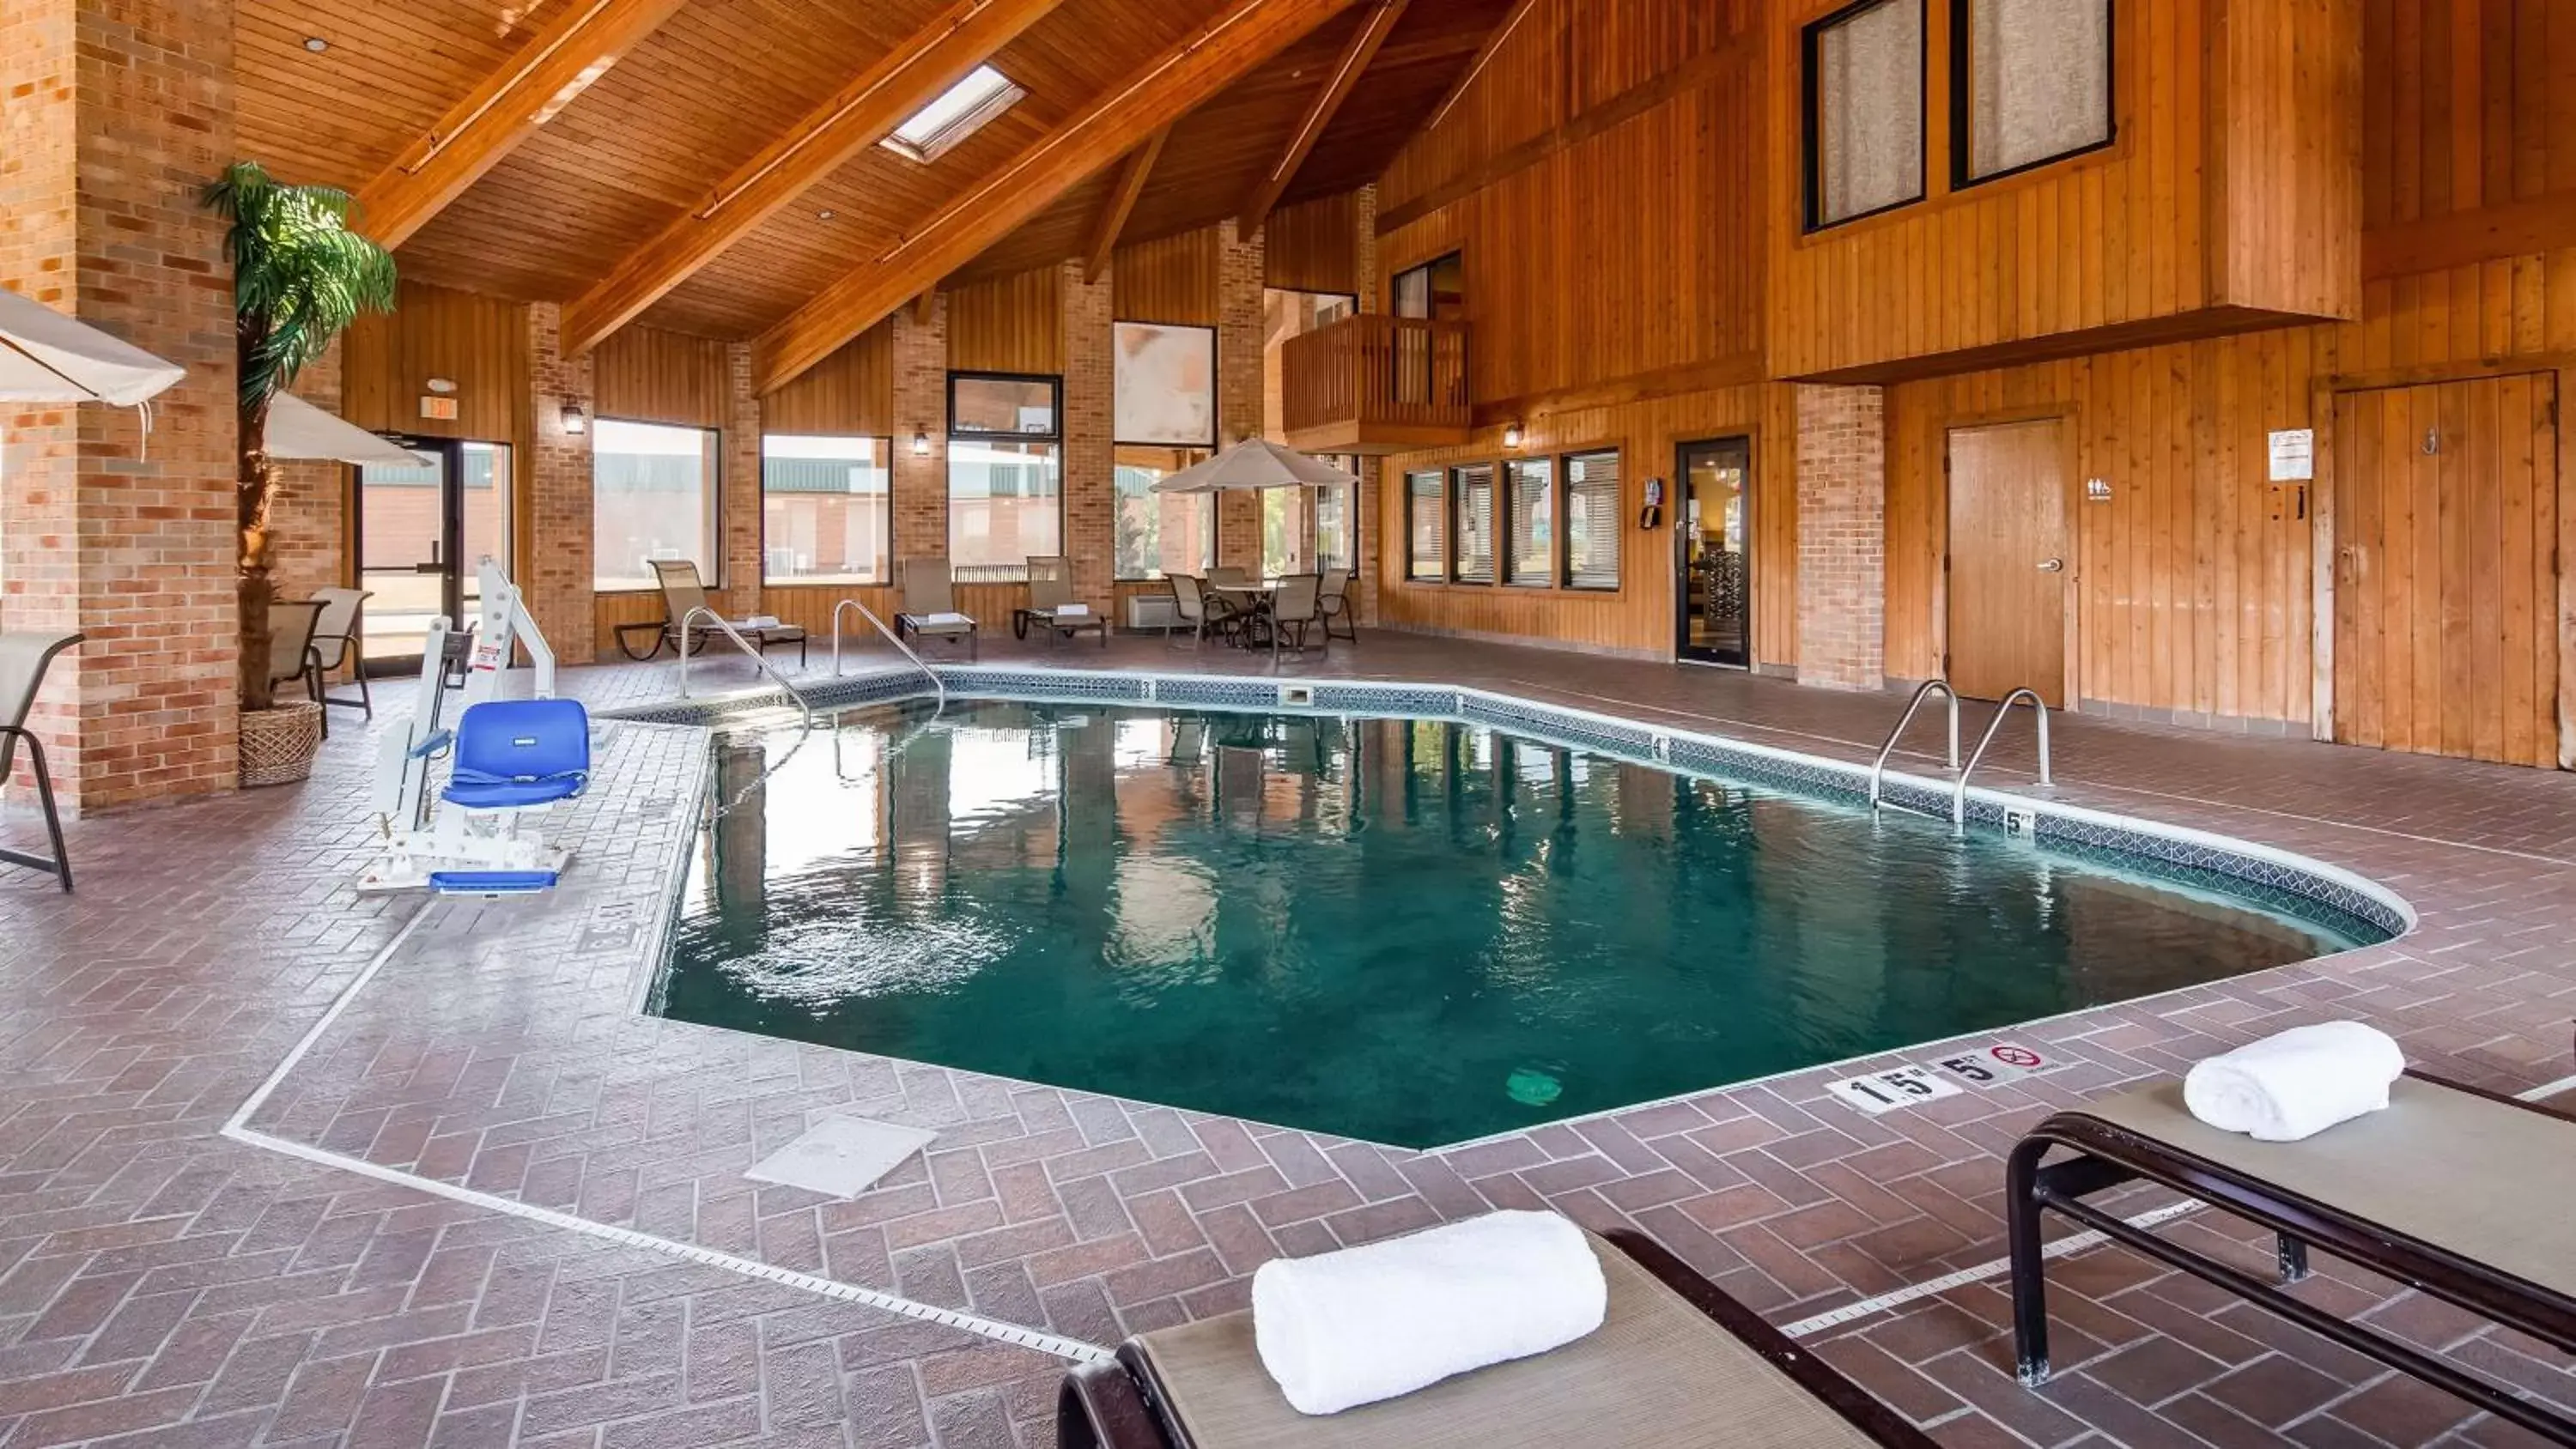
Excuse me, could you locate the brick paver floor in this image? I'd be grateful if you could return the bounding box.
[2,628,2570,1447]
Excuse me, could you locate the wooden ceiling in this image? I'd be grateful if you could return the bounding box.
[236,0,1516,343]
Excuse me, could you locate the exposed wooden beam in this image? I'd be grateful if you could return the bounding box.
[1239,0,1406,235]
[354,0,690,250]
[560,0,1069,355]
[757,0,1363,394]
[912,288,939,325]
[1082,130,1169,283]
[1419,0,1538,136]
[2361,195,2576,280]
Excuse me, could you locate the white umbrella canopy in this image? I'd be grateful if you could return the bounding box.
[1148,438,1360,494]
[266,391,420,466]
[0,284,186,406]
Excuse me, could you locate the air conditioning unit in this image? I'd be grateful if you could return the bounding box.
[1126,593,1180,631]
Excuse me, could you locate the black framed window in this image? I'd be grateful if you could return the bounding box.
[1391,252,1465,322]
[1504,458,1553,586]
[948,371,1062,583]
[1952,0,2113,187]
[1450,464,1496,585]
[1803,0,1926,231]
[1406,470,1445,580]
[1563,450,1621,591]
[593,419,720,591]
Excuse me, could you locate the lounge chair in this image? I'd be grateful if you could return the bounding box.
[2007,1074,2576,1443]
[895,558,979,660]
[1319,566,1356,642]
[1015,555,1108,648]
[306,586,372,718]
[617,560,809,665]
[268,600,329,736]
[0,632,82,893]
[1059,1228,1936,1449]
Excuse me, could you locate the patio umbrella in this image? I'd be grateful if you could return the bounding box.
[266,391,420,466]
[0,284,185,406]
[1148,438,1359,494]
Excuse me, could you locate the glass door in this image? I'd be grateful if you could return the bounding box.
[355,436,513,673]
[1675,438,1752,667]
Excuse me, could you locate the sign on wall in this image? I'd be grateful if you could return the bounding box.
[2268,429,2314,481]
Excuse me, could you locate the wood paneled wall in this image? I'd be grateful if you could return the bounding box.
[947,269,1065,374]
[1767,0,2360,384]
[1114,227,1225,324]
[2361,0,2576,276]
[592,325,731,427]
[764,323,895,436]
[341,280,527,442]
[1263,192,1362,296]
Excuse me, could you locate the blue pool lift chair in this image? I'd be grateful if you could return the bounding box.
[417,697,592,894]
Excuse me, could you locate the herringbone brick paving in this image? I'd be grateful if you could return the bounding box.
[2,631,2571,1446]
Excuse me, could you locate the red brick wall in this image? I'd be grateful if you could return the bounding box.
[1060,262,1115,608]
[890,299,948,566]
[2,0,240,812]
[526,303,597,660]
[1215,221,1267,571]
[722,342,762,607]
[1794,383,1886,690]
[268,338,345,604]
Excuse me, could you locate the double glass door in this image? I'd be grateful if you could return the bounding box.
[355,436,512,672]
[1675,438,1753,667]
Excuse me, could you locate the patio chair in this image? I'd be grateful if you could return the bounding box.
[1319,566,1356,642]
[1058,1228,1935,1449]
[894,558,979,660]
[1208,565,1253,590]
[2006,1073,2576,1442]
[306,586,372,718]
[1014,555,1107,648]
[0,632,82,893]
[1267,573,1323,664]
[1167,575,1240,649]
[617,561,809,665]
[268,600,329,736]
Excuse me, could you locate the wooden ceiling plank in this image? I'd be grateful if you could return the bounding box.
[758,0,1364,393]
[354,0,692,249]
[1237,0,1406,235]
[1419,0,1537,136]
[560,0,1071,356]
[1083,128,1170,282]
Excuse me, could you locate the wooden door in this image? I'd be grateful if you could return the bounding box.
[2331,374,2559,767]
[1947,420,2070,704]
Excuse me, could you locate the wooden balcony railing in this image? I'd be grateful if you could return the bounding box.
[1279,313,1471,454]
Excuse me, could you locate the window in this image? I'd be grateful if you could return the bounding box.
[1954,0,2112,185]
[881,64,1024,164]
[592,419,719,591]
[1391,252,1465,321]
[1563,450,1621,591]
[1450,464,1496,585]
[1262,487,1308,578]
[762,434,889,585]
[1505,458,1553,586]
[1805,0,1925,229]
[1315,466,1358,573]
[1114,446,1213,580]
[949,373,1062,583]
[1406,470,1445,580]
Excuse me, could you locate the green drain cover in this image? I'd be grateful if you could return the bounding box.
[1506,1068,1564,1106]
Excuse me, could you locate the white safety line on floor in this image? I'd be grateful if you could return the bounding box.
[221,900,1114,1366]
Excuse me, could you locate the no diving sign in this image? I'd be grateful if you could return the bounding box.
[1824,1041,2063,1116]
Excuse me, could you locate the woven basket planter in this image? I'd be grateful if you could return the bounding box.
[240,700,324,788]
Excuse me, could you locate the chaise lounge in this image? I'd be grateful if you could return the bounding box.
[1058,1228,1936,1449]
[2007,1073,2576,1445]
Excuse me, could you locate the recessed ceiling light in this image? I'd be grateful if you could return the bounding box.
[817,209,837,221]
[302,35,329,52]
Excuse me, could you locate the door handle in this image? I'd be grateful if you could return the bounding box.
[2037,558,2065,573]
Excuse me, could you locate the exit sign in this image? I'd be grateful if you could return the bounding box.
[419,396,459,421]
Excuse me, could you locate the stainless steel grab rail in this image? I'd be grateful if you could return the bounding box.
[1953,688,2052,828]
[677,606,819,820]
[831,598,944,713]
[1868,679,1960,811]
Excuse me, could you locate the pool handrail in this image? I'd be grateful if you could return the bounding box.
[1953,688,2052,828]
[1868,678,1961,812]
[832,597,945,714]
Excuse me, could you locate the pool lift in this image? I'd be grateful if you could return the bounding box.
[358,558,591,895]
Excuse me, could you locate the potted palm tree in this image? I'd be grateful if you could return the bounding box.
[205,162,398,786]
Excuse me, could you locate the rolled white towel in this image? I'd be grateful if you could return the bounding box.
[1252,1210,1606,1416]
[2182,1022,2405,1142]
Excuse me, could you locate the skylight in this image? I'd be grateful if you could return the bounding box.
[881,65,1024,164]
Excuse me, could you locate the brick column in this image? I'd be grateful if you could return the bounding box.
[724,343,763,607]
[891,296,949,567]
[1793,383,1886,691]
[526,304,597,660]
[1350,187,1381,623]
[268,338,345,603]
[0,0,240,812]
[1060,262,1115,607]
[1216,221,1267,570]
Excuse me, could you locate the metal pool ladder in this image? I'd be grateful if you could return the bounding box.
[1952,688,2051,828]
[1868,679,1960,814]
[831,597,945,713]
[1868,679,2057,828]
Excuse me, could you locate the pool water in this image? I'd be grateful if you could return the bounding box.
[657,700,2380,1148]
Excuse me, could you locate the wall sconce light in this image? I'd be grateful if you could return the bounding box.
[560,401,586,434]
[912,429,933,458]
[1503,421,1524,450]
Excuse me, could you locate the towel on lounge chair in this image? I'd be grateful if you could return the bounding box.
[2183,1022,2405,1142]
[1251,1210,1607,1416]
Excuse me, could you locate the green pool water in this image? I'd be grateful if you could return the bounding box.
[656,700,2379,1148]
